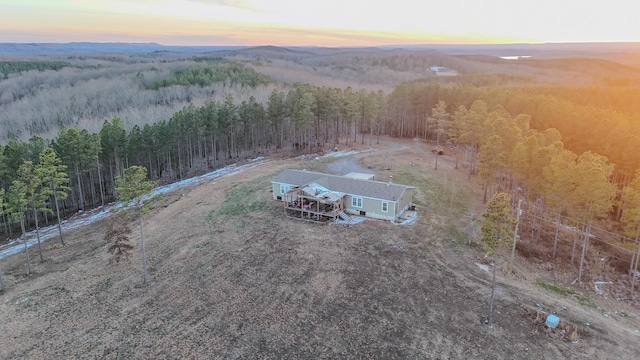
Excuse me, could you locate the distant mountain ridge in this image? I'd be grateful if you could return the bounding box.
[1,41,639,62]
[0,42,248,55]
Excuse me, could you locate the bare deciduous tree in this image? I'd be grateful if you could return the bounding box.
[104,214,134,263]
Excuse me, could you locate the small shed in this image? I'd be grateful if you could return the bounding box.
[343,172,375,180]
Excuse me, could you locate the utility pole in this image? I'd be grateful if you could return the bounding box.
[435,121,440,171]
[578,221,592,283]
[510,199,522,270]
[631,236,640,296]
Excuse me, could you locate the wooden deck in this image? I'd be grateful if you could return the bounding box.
[282,187,345,222]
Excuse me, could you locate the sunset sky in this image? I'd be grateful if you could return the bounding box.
[2,0,639,46]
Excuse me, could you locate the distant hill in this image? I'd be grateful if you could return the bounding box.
[0,42,247,55]
[2,41,639,61]
[380,42,640,56]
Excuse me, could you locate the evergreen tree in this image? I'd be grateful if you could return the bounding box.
[53,127,102,210]
[6,180,31,275]
[341,87,359,146]
[115,166,158,284]
[478,135,507,202]
[0,189,6,292]
[292,92,315,153]
[481,192,516,257]
[100,116,127,189]
[622,169,640,238]
[37,148,71,246]
[267,89,285,150]
[430,100,449,170]
[17,161,48,262]
[2,136,30,185]
[622,169,640,292]
[217,94,237,160]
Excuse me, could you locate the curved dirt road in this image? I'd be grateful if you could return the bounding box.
[328,140,405,176]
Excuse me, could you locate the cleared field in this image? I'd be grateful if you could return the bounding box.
[0,138,638,359]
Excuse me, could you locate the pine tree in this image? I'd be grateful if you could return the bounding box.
[622,169,640,293]
[17,161,48,262]
[478,135,506,202]
[0,188,6,292]
[430,100,449,170]
[481,192,516,257]
[37,148,71,246]
[267,89,285,150]
[6,180,31,275]
[622,169,640,238]
[115,166,157,284]
[53,127,100,211]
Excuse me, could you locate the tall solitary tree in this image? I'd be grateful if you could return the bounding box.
[115,166,157,284]
[481,192,517,257]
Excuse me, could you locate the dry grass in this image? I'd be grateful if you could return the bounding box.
[1,138,639,359]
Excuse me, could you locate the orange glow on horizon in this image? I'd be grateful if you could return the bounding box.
[1,0,639,46]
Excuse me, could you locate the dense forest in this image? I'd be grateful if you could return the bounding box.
[0,60,74,78]
[1,46,640,248]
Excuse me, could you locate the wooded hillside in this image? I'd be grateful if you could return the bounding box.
[2,45,640,247]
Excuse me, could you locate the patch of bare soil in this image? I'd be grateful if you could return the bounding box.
[1,138,639,359]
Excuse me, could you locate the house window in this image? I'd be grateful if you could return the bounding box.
[381,201,388,213]
[351,196,363,208]
[280,184,289,194]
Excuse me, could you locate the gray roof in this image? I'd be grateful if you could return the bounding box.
[343,172,374,180]
[301,183,343,202]
[272,169,412,202]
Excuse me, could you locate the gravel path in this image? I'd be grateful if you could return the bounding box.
[328,156,371,175]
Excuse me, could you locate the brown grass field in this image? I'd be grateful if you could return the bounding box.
[1,138,639,359]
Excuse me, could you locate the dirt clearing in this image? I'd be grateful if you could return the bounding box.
[1,138,638,359]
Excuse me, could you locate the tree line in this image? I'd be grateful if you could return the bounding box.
[150,62,271,89]
[385,82,640,176]
[3,78,640,234]
[3,73,640,264]
[0,80,385,284]
[376,78,640,267]
[0,146,69,286]
[0,81,384,239]
[0,144,157,287]
[428,98,640,267]
[0,58,276,142]
[0,60,73,78]
[423,97,640,287]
